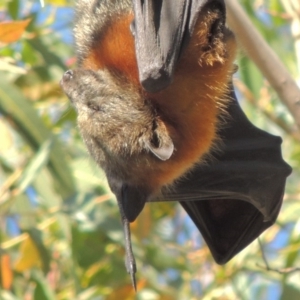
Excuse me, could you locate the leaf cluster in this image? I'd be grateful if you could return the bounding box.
[0,0,300,299]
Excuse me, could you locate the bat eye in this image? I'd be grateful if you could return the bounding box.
[87,102,102,112]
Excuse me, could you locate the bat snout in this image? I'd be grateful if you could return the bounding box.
[60,70,74,92]
[60,70,77,104]
[62,70,74,82]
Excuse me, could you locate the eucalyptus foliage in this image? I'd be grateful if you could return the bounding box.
[0,1,299,299]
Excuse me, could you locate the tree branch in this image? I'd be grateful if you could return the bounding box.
[257,239,300,274]
[226,0,300,131]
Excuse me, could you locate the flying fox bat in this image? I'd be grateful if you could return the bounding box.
[60,0,292,290]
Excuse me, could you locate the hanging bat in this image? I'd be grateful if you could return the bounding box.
[60,0,292,290]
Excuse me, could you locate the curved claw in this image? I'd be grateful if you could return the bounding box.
[116,193,138,291]
[126,259,137,291]
[124,236,137,290]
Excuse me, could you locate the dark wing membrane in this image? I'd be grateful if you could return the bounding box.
[131,0,225,92]
[180,199,269,264]
[155,87,292,264]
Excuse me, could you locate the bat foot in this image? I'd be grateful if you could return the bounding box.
[117,194,138,291]
[124,227,137,291]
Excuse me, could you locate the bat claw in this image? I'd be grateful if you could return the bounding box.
[131,272,137,291]
[129,264,137,291]
[125,249,137,291]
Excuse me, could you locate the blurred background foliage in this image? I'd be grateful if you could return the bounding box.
[0,0,300,299]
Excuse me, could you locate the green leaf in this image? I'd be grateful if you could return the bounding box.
[32,270,56,300]
[281,283,300,300]
[4,194,35,228]
[32,168,61,207]
[28,38,66,70]
[238,56,262,98]
[0,76,75,198]
[17,139,53,193]
[22,40,39,66]
[7,0,20,20]
[27,228,51,274]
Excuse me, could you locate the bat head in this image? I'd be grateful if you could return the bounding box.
[60,68,174,186]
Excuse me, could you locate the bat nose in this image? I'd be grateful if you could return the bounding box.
[60,70,75,103]
[62,70,74,82]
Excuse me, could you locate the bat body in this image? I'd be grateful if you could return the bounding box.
[61,0,291,289]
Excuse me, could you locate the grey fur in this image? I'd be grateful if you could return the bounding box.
[60,68,173,185]
[74,0,132,63]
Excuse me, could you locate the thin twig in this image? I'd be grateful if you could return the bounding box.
[227,0,300,131]
[0,217,56,249]
[0,168,23,201]
[257,239,300,274]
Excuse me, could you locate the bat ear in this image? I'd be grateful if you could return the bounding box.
[145,119,174,161]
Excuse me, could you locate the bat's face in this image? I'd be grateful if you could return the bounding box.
[60,68,151,143]
[60,68,174,187]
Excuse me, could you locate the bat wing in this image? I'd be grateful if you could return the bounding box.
[154,87,292,264]
[131,0,225,92]
[131,0,291,264]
